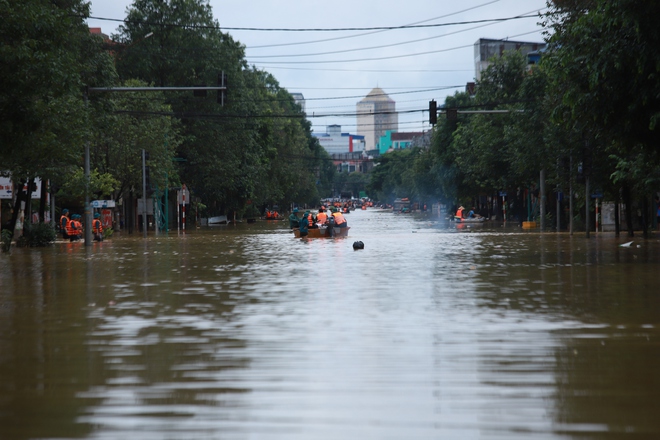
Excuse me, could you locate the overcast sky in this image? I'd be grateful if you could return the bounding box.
[87,0,549,134]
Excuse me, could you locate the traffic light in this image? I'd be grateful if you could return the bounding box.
[217,72,227,105]
[429,100,437,125]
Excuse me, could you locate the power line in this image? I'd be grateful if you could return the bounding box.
[84,12,539,33]
[247,0,501,49]
[250,29,544,65]
[246,12,543,59]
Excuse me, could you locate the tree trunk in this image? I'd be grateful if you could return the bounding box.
[8,179,27,239]
[641,196,649,238]
[622,183,634,237]
[39,179,47,223]
[614,191,620,237]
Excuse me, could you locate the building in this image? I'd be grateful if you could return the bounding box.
[313,125,365,155]
[377,131,429,155]
[290,92,306,113]
[356,87,398,151]
[474,38,546,81]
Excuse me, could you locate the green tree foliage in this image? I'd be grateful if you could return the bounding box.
[88,79,181,202]
[543,0,660,235]
[114,0,323,215]
[0,0,115,182]
[368,148,420,203]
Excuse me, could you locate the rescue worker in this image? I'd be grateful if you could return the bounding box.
[60,209,70,239]
[288,208,300,229]
[331,207,347,228]
[455,206,465,219]
[306,210,318,229]
[316,206,328,225]
[92,212,103,241]
[68,214,82,241]
[298,210,309,238]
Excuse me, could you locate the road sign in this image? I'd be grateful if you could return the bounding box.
[591,193,603,199]
[91,200,116,208]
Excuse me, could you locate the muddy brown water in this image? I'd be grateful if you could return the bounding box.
[1,210,659,439]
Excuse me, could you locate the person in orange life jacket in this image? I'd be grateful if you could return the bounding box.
[68,214,82,241]
[65,213,77,239]
[60,209,71,239]
[74,214,84,239]
[92,212,103,241]
[316,206,328,225]
[272,210,279,219]
[304,210,318,229]
[455,205,464,219]
[330,207,347,228]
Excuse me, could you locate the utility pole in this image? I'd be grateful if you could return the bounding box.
[142,149,147,238]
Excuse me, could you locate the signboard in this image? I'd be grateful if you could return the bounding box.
[137,198,154,215]
[0,176,42,199]
[591,193,603,199]
[177,188,188,205]
[499,191,507,197]
[92,200,116,208]
[101,209,113,228]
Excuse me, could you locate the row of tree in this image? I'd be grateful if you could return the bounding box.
[368,0,660,236]
[1,0,335,238]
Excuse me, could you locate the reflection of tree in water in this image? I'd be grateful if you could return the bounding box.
[0,248,99,439]
[466,235,660,435]
[553,336,660,434]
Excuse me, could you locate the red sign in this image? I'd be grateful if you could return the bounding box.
[101,209,113,228]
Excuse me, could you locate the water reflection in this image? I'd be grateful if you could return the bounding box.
[1,213,659,438]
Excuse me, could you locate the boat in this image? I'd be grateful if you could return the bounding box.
[453,216,486,223]
[292,226,350,238]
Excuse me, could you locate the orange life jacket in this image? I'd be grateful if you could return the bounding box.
[332,212,346,225]
[92,219,103,234]
[60,215,69,231]
[456,208,464,218]
[317,212,327,223]
[66,219,76,236]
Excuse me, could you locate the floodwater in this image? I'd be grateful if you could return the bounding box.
[1,209,660,440]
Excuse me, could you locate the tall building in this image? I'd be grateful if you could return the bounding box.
[356,87,397,151]
[474,38,546,80]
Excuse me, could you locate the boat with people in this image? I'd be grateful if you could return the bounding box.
[453,216,486,223]
[452,205,486,223]
[292,225,350,238]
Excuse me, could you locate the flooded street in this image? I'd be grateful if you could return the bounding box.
[2,209,660,439]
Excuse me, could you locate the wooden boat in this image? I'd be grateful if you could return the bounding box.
[453,216,486,223]
[292,225,350,238]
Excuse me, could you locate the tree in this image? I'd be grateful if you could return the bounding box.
[114,0,324,216]
[543,0,660,236]
[0,0,116,235]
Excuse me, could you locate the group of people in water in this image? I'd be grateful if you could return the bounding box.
[264,209,280,219]
[288,205,347,237]
[59,209,104,242]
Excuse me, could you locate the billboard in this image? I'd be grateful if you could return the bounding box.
[0,176,43,199]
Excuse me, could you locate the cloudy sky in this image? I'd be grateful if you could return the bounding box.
[87,0,549,135]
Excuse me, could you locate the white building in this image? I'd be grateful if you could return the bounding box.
[356,87,397,151]
[474,38,546,81]
[290,92,305,113]
[313,125,365,155]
